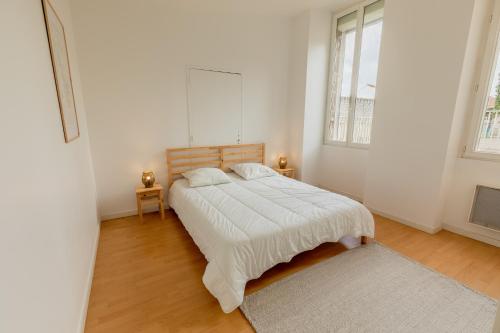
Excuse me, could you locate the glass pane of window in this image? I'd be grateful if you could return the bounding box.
[476,42,500,154]
[327,11,358,142]
[353,0,384,144]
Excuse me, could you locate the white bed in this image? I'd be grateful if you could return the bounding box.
[168,172,374,313]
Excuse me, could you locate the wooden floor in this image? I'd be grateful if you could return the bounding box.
[84,211,500,333]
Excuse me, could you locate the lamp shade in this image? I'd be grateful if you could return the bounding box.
[278,157,287,169]
[142,171,155,188]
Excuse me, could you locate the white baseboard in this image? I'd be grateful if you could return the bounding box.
[442,223,500,247]
[317,185,364,203]
[100,206,165,221]
[78,223,100,333]
[367,207,442,235]
[101,208,138,221]
[318,184,440,234]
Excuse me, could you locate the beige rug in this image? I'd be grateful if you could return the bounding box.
[240,243,497,333]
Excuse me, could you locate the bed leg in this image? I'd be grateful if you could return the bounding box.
[360,236,368,245]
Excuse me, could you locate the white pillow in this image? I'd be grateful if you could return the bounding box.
[229,163,278,180]
[182,168,232,187]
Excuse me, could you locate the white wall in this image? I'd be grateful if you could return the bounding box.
[0,1,99,332]
[301,10,332,185]
[444,159,500,246]
[440,0,500,247]
[287,13,310,179]
[287,9,332,185]
[293,0,500,246]
[318,146,369,200]
[362,0,475,232]
[289,6,370,200]
[70,0,292,219]
[436,0,488,234]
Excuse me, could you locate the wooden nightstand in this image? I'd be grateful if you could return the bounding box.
[135,184,165,223]
[273,167,296,179]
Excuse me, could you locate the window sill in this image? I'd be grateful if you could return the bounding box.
[323,141,370,151]
[460,151,500,163]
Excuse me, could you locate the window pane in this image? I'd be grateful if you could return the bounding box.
[353,0,384,144]
[476,41,500,154]
[327,11,358,142]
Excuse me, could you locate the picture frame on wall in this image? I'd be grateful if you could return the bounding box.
[42,0,80,143]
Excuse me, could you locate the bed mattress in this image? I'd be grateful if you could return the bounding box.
[168,173,374,313]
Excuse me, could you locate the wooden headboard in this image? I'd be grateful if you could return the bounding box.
[166,143,265,188]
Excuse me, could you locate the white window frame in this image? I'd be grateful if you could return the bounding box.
[324,0,383,149]
[464,0,500,161]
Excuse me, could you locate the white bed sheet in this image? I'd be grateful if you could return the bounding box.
[169,173,374,313]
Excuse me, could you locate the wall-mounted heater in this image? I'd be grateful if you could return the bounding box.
[469,185,500,232]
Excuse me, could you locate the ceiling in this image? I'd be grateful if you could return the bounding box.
[151,0,357,17]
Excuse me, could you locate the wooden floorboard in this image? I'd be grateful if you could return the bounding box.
[84,211,500,333]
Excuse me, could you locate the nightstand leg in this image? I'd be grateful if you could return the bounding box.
[159,192,165,220]
[137,196,143,223]
[160,202,165,220]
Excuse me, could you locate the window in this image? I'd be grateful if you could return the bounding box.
[325,0,384,147]
[466,2,500,159]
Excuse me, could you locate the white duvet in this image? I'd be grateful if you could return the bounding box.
[169,173,374,313]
